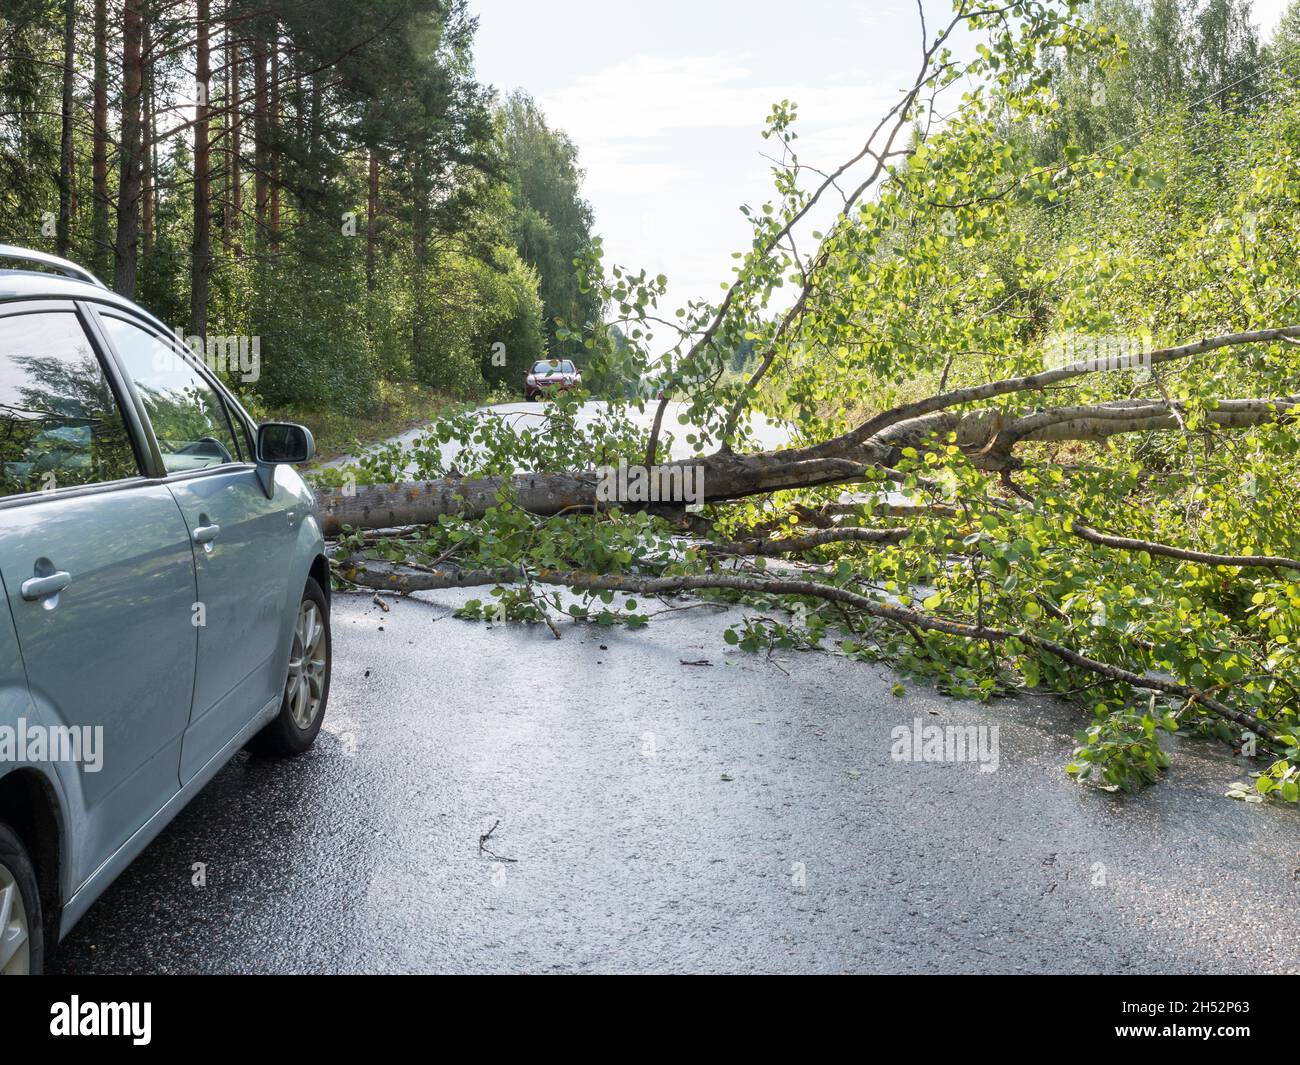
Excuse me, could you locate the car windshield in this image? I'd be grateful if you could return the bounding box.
[533,360,575,375]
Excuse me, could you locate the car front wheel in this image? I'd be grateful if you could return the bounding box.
[248,577,330,756]
[0,823,42,975]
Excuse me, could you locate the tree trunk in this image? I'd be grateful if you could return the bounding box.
[295,69,304,136]
[252,22,269,242]
[312,448,877,537]
[92,0,109,276]
[307,71,322,196]
[312,327,1300,537]
[141,4,154,255]
[338,561,1283,747]
[269,26,280,248]
[366,151,379,292]
[56,0,75,258]
[226,18,241,253]
[411,159,430,359]
[113,0,145,296]
[316,322,1300,765]
[190,0,212,337]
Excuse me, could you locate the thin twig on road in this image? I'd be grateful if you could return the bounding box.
[478,819,518,863]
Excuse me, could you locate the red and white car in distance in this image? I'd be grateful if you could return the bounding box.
[524,359,581,400]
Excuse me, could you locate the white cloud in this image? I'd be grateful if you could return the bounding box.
[537,53,901,310]
[543,54,898,158]
[543,55,769,140]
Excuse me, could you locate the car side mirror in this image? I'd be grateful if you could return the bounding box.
[254,424,314,497]
[257,422,315,464]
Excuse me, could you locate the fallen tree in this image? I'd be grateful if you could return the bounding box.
[311,1,1300,802]
[316,349,1300,533]
[322,388,1298,752]
[338,563,1284,748]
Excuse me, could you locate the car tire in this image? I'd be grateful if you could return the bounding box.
[248,577,331,757]
[0,822,43,975]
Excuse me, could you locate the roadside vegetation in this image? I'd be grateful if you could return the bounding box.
[0,0,602,437]
[267,381,459,463]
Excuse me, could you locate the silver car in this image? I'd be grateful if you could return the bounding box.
[0,247,331,975]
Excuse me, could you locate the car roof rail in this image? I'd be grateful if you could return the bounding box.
[0,244,107,289]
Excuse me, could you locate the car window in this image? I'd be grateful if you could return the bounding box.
[0,310,140,497]
[100,315,244,474]
[532,360,575,374]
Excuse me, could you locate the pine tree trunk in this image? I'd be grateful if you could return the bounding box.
[56,0,75,258]
[253,22,269,242]
[113,0,145,296]
[269,25,280,248]
[92,0,109,276]
[366,151,379,292]
[141,5,153,255]
[190,0,212,337]
[308,71,321,161]
[226,17,241,254]
[411,161,429,360]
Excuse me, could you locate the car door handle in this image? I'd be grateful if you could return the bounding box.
[192,522,221,545]
[21,571,72,601]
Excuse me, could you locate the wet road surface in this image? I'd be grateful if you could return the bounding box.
[321,399,792,474]
[52,587,1300,974]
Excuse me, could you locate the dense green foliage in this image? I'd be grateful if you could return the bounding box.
[0,1,601,415]
[499,92,603,365]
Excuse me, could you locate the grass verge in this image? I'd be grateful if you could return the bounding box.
[264,381,461,464]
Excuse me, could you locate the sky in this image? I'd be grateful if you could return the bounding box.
[470,0,1293,312]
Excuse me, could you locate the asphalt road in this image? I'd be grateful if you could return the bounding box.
[52,585,1300,974]
[323,398,793,473]
[48,402,1300,974]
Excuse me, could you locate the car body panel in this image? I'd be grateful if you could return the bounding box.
[0,569,78,910]
[168,464,308,782]
[0,270,171,312]
[0,266,328,945]
[57,686,282,937]
[0,482,199,888]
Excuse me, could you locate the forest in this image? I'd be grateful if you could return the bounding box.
[0,0,602,430]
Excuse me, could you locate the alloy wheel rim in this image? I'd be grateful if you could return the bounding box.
[285,600,326,730]
[0,862,31,976]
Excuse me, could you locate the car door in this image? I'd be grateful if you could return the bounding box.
[0,303,198,886]
[95,312,298,782]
